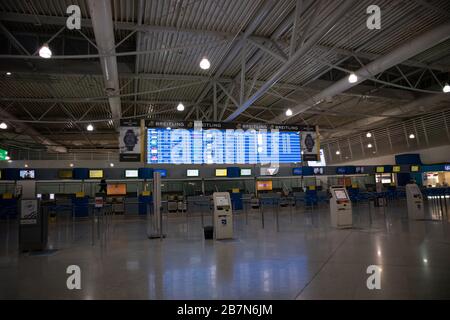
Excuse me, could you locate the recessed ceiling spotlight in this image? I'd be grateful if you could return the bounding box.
[0,122,7,129]
[70,163,74,167]
[86,124,94,131]
[177,102,185,111]
[366,132,372,138]
[409,133,415,139]
[39,43,52,59]
[24,164,28,168]
[348,73,358,84]
[199,57,211,70]
[285,108,293,116]
[336,150,341,155]
[443,83,450,93]
[6,72,11,76]
[367,143,373,148]
[8,159,12,163]
[110,163,114,167]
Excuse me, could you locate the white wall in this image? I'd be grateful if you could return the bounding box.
[338,144,450,165]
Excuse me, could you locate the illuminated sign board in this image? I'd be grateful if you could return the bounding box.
[376,167,385,173]
[0,149,7,161]
[410,165,420,172]
[215,169,227,177]
[89,170,103,178]
[257,181,272,191]
[125,170,139,178]
[187,169,199,177]
[355,166,365,174]
[240,168,252,176]
[107,184,127,196]
[154,169,167,177]
[393,166,401,173]
[312,167,324,175]
[20,170,35,179]
[145,121,312,164]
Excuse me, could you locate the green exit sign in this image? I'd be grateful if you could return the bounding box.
[0,149,8,160]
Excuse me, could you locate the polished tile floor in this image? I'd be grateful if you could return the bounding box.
[1,199,450,299]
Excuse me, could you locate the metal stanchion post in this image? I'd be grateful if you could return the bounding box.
[275,200,279,232]
[261,201,264,229]
[91,206,95,246]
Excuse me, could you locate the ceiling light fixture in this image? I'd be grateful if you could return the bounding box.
[367,143,373,148]
[285,108,293,116]
[110,163,114,167]
[443,83,450,93]
[336,150,341,155]
[70,163,74,167]
[0,122,7,129]
[177,102,185,111]
[24,164,28,168]
[409,133,415,139]
[6,72,11,76]
[86,124,94,131]
[39,43,52,59]
[348,73,358,84]
[199,57,211,70]
[366,132,372,138]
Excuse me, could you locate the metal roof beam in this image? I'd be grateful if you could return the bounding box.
[87,0,121,130]
[224,0,359,122]
[272,22,450,123]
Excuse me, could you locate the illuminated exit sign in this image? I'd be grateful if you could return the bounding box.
[0,149,8,160]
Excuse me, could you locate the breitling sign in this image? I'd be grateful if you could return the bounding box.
[119,119,142,162]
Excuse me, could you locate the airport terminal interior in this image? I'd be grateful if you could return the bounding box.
[1,0,450,300]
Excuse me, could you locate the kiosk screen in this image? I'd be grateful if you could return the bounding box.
[334,190,348,200]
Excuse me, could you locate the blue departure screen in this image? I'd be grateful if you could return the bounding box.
[147,128,301,164]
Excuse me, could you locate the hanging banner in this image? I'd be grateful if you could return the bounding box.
[301,126,319,161]
[119,119,142,162]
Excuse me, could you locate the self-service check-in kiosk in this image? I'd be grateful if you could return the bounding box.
[329,186,352,229]
[213,192,233,240]
[406,183,424,219]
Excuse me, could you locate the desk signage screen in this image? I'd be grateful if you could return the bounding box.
[355,166,365,174]
[125,169,139,178]
[215,169,227,177]
[257,181,272,191]
[20,170,35,179]
[146,121,313,164]
[393,166,401,173]
[154,169,167,177]
[312,167,324,175]
[89,170,103,178]
[240,168,252,176]
[376,166,385,173]
[187,169,199,177]
[58,170,73,179]
[107,184,127,196]
[411,165,420,172]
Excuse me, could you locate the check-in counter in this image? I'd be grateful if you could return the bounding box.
[124,197,139,215]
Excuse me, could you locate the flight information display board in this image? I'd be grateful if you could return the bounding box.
[146,121,308,165]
